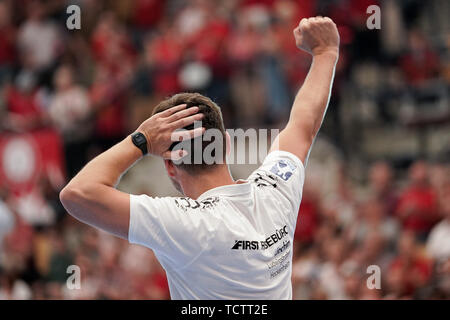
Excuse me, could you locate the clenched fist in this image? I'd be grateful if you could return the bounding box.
[294,17,339,57]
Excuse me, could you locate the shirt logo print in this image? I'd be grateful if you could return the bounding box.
[174,197,219,212]
[270,159,296,181]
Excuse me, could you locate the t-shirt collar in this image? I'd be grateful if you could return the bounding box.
[196,181,251,201]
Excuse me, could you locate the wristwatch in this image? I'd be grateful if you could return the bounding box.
[131,132,148,155]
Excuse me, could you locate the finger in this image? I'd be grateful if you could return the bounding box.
[293,27,303,46]
[324,16,335,26]
[162,149,188,161]
[166,106,199,123]
[299,18,309,30]
[169,113,204,129]
[158,104,187,118]
[298,18,307,27]
[171,127,205,142]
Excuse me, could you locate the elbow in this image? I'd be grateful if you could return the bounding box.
[59,185,77,212]
[59,185,75,207]
[60,182,102,219]
[59,184,87,218]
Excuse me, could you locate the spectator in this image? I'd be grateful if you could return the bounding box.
[294,183,320,246]
[400,30,441,87]
[426,185,450,262]
[348,199,398,249]
[0,1,16,84]
[0,191,14,248]
[48,64,92,178]
[17,0,62,76]
[2,72,46,132]
[386,231,432,298]
[395,161,439,240]
[368,162,398,215]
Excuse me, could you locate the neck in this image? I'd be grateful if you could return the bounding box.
[181,165,235,199]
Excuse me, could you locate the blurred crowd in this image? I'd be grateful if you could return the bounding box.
[0,0,449,299]
[292,160,450,299]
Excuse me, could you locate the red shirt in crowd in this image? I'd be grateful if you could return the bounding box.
[400,50,440,86]
[0,26,16,65]
[389,255,432,296]
[133,0,165,29]
[295,196,319,244]
[6,86,43,121]
[395,186,439,233]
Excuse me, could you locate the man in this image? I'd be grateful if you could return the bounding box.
[60,16,340,299]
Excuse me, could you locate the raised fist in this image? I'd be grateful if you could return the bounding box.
[293,17,340,57]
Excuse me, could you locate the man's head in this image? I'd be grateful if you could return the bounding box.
[408,160,428,186]
[152,93,229,193]
[369,161,392,193]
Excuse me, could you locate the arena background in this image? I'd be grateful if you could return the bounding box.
[0,0,449,300]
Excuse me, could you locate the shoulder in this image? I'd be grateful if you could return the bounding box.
[130,194,222,227]
[247,150,306,217]
[248,150,305,189]
[251,150,304,180]
[130,194,176,212]
[173,196,222,213]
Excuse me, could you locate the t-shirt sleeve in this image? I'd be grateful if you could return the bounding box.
[248,150,306,217]
[128,195,204,268]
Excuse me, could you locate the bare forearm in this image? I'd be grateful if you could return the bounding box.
[290,52,338,139]
[270,17,339,163]
[59,136,141,238]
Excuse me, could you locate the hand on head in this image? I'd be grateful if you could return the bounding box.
[136,104,205,160]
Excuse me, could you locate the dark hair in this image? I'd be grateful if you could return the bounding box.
[152,92,227,173]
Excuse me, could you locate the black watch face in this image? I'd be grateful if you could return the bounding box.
[134,133,146,145]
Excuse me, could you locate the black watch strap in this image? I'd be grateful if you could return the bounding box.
[131,132,148,155]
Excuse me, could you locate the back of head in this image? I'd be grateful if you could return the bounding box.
[152,92,227,174]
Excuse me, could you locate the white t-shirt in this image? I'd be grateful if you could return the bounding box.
[128,150,305,299]
[426,219,450,261]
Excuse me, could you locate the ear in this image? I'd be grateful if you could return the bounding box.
[164,159,176,178]
[225,131,231,157]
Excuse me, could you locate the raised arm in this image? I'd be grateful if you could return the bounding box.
[270,17,340,164]
[59,104,204,239]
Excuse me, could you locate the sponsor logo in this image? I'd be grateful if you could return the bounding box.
[267,249,290,270]
[269,159,296,181]
[270,261,290,278]
[232,240,260,250]
[231,226,289,250]
[252,172,277,188]
[274,240,290,257]
[174,196,219,212]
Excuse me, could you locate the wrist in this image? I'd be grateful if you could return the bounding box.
[312,48,339,61]
[130,131,149,156]
[125,136,145,159]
